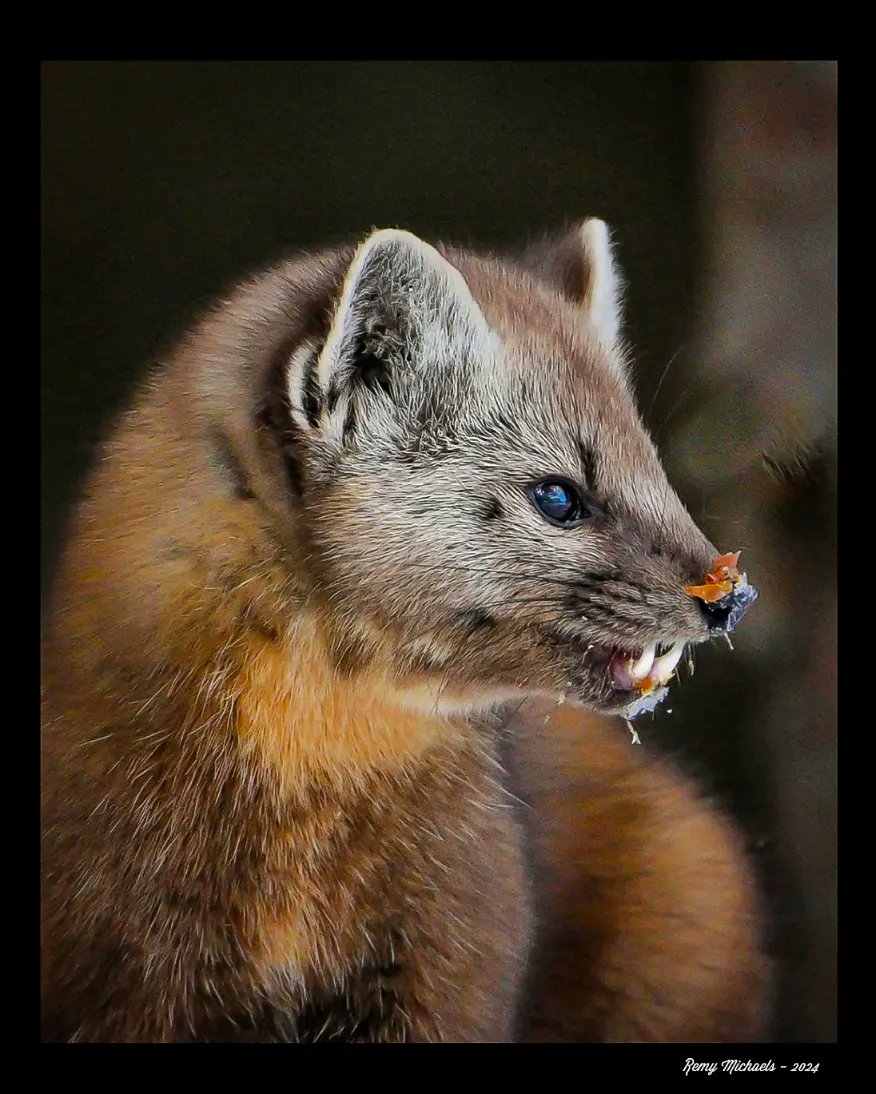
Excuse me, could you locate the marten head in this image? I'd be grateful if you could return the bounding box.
[257,224,756,719]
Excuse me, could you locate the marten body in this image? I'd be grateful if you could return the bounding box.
[41,223,768,1041]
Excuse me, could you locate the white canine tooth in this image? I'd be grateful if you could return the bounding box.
[628,642,657,681]
[651,639,686,684]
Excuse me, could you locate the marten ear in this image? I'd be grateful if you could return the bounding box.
[286,229,491,439]
[521,218,624,349]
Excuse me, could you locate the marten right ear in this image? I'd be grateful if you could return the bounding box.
[520,218,625,351]
[286,228,492,442]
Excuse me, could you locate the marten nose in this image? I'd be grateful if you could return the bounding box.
[698,583,759,636]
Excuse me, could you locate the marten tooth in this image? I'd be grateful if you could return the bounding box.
[651,639,686,684]
[628,642,656,681]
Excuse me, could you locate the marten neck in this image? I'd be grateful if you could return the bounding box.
[234,612,466,801]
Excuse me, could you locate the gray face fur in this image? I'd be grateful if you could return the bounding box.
[284,228,721,717]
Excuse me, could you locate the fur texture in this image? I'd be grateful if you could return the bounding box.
[41,222,768,1041]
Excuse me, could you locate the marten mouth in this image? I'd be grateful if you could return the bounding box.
[586,639,689,718]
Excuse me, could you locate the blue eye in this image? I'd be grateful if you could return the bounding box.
[530,479,591,527]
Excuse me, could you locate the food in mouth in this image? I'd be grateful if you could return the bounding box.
[609,638,687,694]
[600,640,686,720]
[586,640,686,719]
[602,551,755,720]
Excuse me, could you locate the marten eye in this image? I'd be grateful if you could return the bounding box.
[530,479,593,527]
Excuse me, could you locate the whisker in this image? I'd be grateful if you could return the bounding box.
[399,558,622,595]
[653,378,699,443]
[646,345,685,427]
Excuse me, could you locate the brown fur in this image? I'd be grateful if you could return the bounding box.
[41,225,769,1041]
[510,703,770,1041]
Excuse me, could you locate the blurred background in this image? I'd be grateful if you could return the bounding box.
[41,60,837,1042]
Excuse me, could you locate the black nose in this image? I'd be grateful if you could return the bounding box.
[699,583,759,636]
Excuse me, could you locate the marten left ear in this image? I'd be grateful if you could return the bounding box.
[286,228,493,441]
[521,218,624,350]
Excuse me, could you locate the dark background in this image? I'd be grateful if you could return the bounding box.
[41,60,836,1042]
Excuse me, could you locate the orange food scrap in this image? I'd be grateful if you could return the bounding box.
[683,580,733,603]
[704,551,741,585]
[683,551,743,603]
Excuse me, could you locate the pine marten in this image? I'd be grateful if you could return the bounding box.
[41,221,769,1042]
